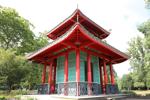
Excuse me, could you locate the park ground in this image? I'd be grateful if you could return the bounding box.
[0,90,150,100]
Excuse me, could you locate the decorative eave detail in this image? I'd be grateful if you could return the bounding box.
[27,23,129,64]
[27,24,78,60]
[46,9,110,40]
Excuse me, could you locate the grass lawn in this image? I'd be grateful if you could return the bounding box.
[0,90,29,99]
[132,90,150,96]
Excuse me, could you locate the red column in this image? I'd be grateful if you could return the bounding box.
[64,53,69,82]
[64,53,69,95]
[42,64,47,84]
[87,53,92,95]
[76,49,80,96]
[103,60,108,94]
[53,59,57,92]
[48,61,53,94]
[99,59,103,93]
[52,59,57,93]
[110,62,115,85]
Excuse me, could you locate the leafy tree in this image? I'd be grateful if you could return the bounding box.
[127,19,150,89]
[20,63,42,90]
[0,49,29,91]
[121,74,133,90]
[0,6,35,54]
[0,6,49,92]
[128,36,147,87]
[17,32,49,54]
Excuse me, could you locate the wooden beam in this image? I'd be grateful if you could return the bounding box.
[79,42,94,49]
[47,48,74,61]
[80,48,110,62]
[62,42,77,49]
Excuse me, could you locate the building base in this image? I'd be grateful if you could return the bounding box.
[20,94,127,100]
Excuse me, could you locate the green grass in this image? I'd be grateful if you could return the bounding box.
[121,90,150,96]
[0,90,29,99]
[132,90,150,96]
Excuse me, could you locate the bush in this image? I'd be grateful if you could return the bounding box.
[10,90,29,95]
[0,96,6,100]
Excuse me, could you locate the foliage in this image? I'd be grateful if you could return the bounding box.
[0,49,29,91]
[0,7,35,53]
[0,6,49,92]
[125,19,150,90]
[0,96,6,100]
[20,63,42,90]
[121,74,133,90]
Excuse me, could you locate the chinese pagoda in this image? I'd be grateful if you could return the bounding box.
[27,9,129,96]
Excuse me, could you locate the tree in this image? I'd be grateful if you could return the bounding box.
[0,49,29,91]
[121,74,133,90]
[17,32,49,54]
[128,36,147,88]
[127,19,150,89]
[20,63,42,90]
[0,6,48,91]
[0,6,35,53]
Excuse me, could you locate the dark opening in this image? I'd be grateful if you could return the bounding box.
[84,61,87,82]
[84,61,94,82]
[91,62,94,82]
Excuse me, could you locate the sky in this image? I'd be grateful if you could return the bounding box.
[0,0,150,77]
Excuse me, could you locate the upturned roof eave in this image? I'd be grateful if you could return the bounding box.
[27,24,129,63]
[78,24,130,60]
[46,9,110,39]
[27,24,78,60]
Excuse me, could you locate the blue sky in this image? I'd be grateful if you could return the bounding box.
[0,0,150,77]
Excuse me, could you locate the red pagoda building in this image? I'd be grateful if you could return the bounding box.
[27,9,129,96]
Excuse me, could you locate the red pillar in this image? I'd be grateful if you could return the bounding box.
[64,53,69,95]
[52,59,57,93]
[87,53,92,95]
[48,61,53,94]
[64,53,69,82]
[53,59,57,92]
[110,62,115,85]
[76,49,80,96]
[103,60,108,94]
[42,64,47,84]
[99,58,103,93]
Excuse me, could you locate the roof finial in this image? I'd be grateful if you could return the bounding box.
[77,3,78,9]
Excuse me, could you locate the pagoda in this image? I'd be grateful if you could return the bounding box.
[27,9,129,96]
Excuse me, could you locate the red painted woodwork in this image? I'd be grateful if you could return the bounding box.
[87,53,92,95]
[87,54,92,83]
[28,24,128,64]
[48,61,53,93]
[76,49,80,96]
[53,59,57,93]
[47,9,110,40]
[110,62,115,85]
[64,53,68,95]
[76,49,80,82]
[42,64,47,84]
[103,60,108,94]
[64,53,69,82]
[99,58,104,93]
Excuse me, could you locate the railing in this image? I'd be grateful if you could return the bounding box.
[37,84,50,94]
[106,84,119,94]
[57,82,102,96]
[37,82,118,96]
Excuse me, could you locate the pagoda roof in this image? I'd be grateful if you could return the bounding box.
[47,9,110,40]
[27,23,129,65]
